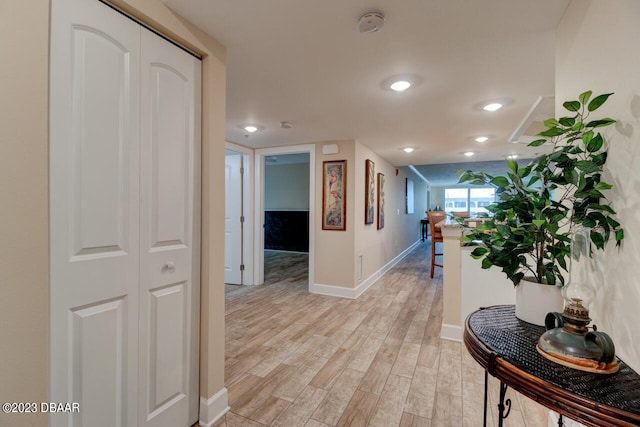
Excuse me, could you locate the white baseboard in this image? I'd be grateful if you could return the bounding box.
[310,240,421,299]
[440,323,463,342]
[310,282,358,299]
[199,388,230,427]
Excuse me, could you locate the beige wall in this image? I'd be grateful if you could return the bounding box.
[0,1,227,426]
[0,2,50,426]
[557,0,640,372]
[315,141,357,287]
[354,143,427,285]
[314,140,427,289]
[393,166,428,253]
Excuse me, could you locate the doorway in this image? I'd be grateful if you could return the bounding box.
[255,145,315,289]
[263,153,310,284]
[225,149,244,285]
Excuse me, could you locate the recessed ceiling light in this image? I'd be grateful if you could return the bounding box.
[507,154,518,159]
[403,147,414,153]
[464,152,475,157]
[475,136,488,143]
[483,103,503,112]
[244,125,258,133]
[390,80,411,92]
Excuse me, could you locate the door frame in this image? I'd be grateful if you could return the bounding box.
[254,144,315,289]
[224,142,254,285]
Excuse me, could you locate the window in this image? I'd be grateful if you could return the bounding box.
[444,187,495,216]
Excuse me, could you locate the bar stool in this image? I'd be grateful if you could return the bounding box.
[426,211,447,278]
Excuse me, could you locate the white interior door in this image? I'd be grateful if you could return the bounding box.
[225,153,243,284]
[138,28,200,427]
[50,1,140,425]
[50,1,199,426]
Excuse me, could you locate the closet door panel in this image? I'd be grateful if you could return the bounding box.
[149,64,189,248]
[72,26,132,257]
[147,282,187,414]
[49,1,140,426]
[70,297,127,427]
[139,28,200,427]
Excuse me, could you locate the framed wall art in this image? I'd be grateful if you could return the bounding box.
[365,159,375,225]
[322,160,347,230]
[377,172,385,230]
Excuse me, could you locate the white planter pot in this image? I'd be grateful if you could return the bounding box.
[515,279,564,326]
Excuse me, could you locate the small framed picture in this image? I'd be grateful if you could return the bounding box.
[377,173,385,230]
[322,160,347,230]
[365,159,375,225]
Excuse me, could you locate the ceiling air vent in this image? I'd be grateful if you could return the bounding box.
[508,95,555,144]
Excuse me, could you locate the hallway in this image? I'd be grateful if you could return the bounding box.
[215,242,547,426]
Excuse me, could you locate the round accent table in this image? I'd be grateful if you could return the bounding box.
[464,305,640,427]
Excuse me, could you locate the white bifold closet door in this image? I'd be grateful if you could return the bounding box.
[49,0,200,426]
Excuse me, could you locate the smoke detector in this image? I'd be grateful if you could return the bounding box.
[358,10,385,33]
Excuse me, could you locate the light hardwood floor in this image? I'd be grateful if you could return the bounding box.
[208,244,549,427]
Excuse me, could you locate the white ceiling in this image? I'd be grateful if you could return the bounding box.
[166,0,569,170]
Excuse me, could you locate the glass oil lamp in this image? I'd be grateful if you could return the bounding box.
[537,227,618,373]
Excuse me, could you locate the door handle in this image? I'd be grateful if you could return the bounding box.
[162,262,176,273]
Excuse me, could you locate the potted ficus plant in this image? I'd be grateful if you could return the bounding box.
[458,91,624,325]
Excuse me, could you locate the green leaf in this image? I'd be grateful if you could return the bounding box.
[528,139,547,147]
[457,172,471,183]
[591,231,605,249]
[517,165,532,179]
[559,116,576,127]
[547,149,565,161]
[513,272,524,286]
[526,175,540,187]
[490,176,510,187]
[470,247,489,258]
[539,127,566,137]
[565,168,579,186]
[461,233,475,243]
[589,203,616,214]
[579,90,593,105]
[544,270,557,285]
[586,134,604,152]
[616,229,624,242]
[607,217,621,228]
[532,219,545,228]
[564,100,581,112]
[587,93,613,111]
[544,118,559,128]
[595,182,613,191]
[582,130,594,145]
[576,160,601,173]
[592,152,608,166]
[481,257,493,269]
[506,158,518,173]
[586,118,616,128]
[572,121,586,132]
[557,255,567,271]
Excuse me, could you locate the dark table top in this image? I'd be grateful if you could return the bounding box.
[464,305,640,427]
